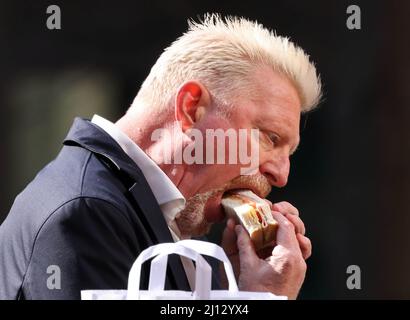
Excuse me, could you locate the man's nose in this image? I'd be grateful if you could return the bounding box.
[259,156,290,188]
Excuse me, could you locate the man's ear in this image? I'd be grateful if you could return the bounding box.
[175,81,211,132]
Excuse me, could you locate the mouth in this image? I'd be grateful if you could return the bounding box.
[222,178,271,199]
[206,186,270,223]
[223,187,265,199]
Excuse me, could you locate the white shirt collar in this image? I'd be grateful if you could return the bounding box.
[91,115,186,225]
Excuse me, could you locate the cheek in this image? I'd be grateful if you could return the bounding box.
[192,115,257,187]
[212,163,241,180]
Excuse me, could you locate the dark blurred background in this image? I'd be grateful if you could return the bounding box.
[1,0,409,299]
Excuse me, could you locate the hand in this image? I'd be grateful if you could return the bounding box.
[220,204,310,299]
[271,201,312,260]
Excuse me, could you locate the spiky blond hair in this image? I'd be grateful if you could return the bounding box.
[133,14,321,114]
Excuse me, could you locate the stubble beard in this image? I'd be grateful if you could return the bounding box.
[174,188,223,238]
[174,173,271,238]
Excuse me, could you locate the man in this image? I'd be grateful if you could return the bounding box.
[0,15,321,299]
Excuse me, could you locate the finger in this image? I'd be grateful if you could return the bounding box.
[272,201,299,216]
[221,218,238,256]
[235,225,259,263]
[297,233,312,260]
[270,211,300,252]
[283,213,306,235]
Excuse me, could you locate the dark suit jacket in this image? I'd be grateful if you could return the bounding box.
[0,117,195,299]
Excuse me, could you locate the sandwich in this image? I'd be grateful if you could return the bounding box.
[221,190,278,250]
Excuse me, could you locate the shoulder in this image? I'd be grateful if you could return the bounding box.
[43,196,131,230]
[22,197,141,299]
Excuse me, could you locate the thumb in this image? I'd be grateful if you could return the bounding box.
[270,211,300,252]
[235,225,258,263]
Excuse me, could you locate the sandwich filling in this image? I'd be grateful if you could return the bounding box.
[221,190,278,250]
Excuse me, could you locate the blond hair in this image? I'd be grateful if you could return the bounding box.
[133,14,321,115]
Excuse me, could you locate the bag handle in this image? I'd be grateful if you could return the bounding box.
[177,240,238,292]
[127,242,212,300]
[148,249,212,299]
[126,240,239,300]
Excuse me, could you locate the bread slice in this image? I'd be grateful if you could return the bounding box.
[221,190,278,250]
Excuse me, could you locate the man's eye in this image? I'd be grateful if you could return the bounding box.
[266,132,279,145]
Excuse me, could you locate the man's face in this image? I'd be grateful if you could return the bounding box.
[175,67,301,237]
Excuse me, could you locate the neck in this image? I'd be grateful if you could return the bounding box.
[115,108,187,195]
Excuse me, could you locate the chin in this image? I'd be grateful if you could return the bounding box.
[176,189,221,237]
[178,215,213,238]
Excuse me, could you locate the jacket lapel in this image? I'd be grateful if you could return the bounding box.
[127,177,191,291]
[63,117,190,291]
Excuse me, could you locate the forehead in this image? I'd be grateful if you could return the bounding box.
[234,66,302,130]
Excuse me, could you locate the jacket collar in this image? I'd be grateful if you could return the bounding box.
[64,117,143,184]
[63,117,191,290]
